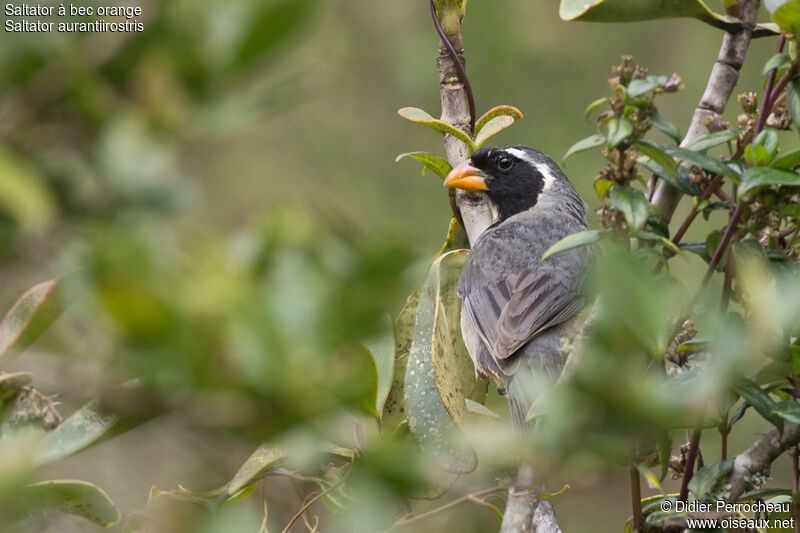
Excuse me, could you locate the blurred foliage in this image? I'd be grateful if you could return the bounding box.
[0,0,799,532]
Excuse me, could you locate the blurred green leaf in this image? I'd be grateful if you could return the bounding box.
[564,134,605,160]
[593,177,614,198]
[661,145,740,179]
[762,52,792,76]
[405,250,477,474]
[786,79,800,136]
[541,230,603,262]
[395,152,453,180]
[0,277,68,365]
[474,105,523,134]
[753,128,779,160]
[0,372,32,409]
[610,186,650,233]
[773,400,800,423]
[738,166,800,197]
[627,75,667,97]
[474,116,515,149]
[363,315,396,417]
[585,97,609,118]
[688,460,733,499]
[37,400,117,465]
[225,443,286,497]
[397,108,475,151]
[606,117,633,149]
[560,0,778,35]
[231,0,317,71]
[682,128,740,152]
[26,480,120,526]
[732,379,782,428]
[650,115,681,144]
[382,292,418,432]
[637,141,677,175]
[0,148,56,233]
[773,0,800,35]
[635,463,663,494]
[772,148,800,170]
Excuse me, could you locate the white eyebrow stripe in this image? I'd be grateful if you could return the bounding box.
[504,148,556,190]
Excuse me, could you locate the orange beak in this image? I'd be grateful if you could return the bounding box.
[443,161,489,191]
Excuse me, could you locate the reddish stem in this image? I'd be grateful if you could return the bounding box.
[755,35,787,134]
[672,174,726,246]
[703,203,745,285]
[630,465,644,533]
[679,429,702,501]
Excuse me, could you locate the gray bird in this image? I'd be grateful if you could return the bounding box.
[443,145,592,427]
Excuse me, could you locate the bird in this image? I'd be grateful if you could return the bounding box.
[443,145,592,427]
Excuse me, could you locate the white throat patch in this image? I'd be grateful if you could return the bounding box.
[505,148,556,191]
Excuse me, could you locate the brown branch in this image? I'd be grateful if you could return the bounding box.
[702,202,745,285]
[630,465,644,533]
[679,429,702,501]
[651,0,759,222]
[726,422,800,501]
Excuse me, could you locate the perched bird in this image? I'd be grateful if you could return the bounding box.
[443,145,591,427]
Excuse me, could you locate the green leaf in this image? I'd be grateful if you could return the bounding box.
[636,463,664,494]
[0,148,56,233]
[225,443,286,497]
[398,108,475,152]
[382,292,417,434]
[395,152,452,180]
[688,460,733,499]
[753,128,779,160]
[627,75,667,97]
[732,378,782,428]
[564,134,605,160]
[773,400,800,423]
[465,399,502,420]
[474,105,523,134]
[610,186,650,233]
[772,148,800,170]
[651,114,681,143]
[26,480,121,526]
[739,166,800,197]
[785,79,800,137]
[661,145,740,179]
[474,116,515,148]
[231,0,317,71]
[37,400,118,465]
[363,315,395,417]
[585,97,609,118]
[606,117,634,148]
[593,177,614,198]
[541,230,604,262]
[636,141,677,175]
[683,128,740,152]
[745,144,771,167]
[0,277,69,365]
[762,52,792,76]
[405,250,477,474]
[560,0,779,35]
[773,0,800,35]
[0,371,32,409]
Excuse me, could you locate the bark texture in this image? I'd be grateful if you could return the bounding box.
[436,50,493,246]
[727,422,800,501]
[651,0,760,222]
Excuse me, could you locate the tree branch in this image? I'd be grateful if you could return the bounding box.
[433,22,493,246]
[727,422,800,501]
[651,0,759,223]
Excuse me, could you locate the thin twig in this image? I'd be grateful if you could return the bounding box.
[755,35,786,133]
[630,465,644,533]
[702,203,745,285]
[429,0,476,133]
[671,174,726,246]
[281,475,348,533]
[389,485,505,530]
[679,429,702,501]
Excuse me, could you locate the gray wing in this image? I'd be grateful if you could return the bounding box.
[459,213,589,365]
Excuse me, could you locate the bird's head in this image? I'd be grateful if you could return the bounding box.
[444,146,570,222]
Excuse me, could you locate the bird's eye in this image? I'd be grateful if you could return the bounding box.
[497,156,513,170]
